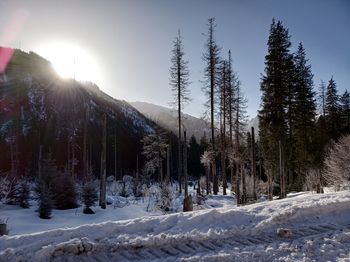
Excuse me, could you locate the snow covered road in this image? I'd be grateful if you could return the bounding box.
[1,191,350,261]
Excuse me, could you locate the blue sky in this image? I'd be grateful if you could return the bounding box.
[1,0,349,118]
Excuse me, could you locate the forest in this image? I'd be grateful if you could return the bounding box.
[0,18,349,219]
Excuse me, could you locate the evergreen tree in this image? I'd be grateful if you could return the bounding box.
[293,43,316,189]
[340,90,350,134]
[202,17,221,195]
[169,30,191,194]
[188,135,201,178]
[38,182,52,219]
[259,19,294,199]
[16,178,30,208]
[82,180,98,214]
[325,77,340,139]
[318,80,326,118]
[52,171,78,210]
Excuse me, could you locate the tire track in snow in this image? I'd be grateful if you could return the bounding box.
[52,222,350,262]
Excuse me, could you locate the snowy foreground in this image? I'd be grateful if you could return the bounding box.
[1,191,350,261]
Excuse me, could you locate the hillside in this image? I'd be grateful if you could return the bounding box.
[130,101,210,141]
[0,47,158,178]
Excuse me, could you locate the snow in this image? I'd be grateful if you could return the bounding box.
[1,190,350,261]
[0,199,159,236]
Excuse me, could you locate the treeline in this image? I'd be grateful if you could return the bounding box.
[259,19,350,199]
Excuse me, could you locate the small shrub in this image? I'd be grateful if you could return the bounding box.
[16,179,31,208]
[82,181,98,214]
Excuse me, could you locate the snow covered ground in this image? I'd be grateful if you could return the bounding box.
[1,190,350,261]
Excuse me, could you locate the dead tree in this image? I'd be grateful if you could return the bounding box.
[99,114,107,209]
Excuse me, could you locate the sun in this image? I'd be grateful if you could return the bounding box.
[36,42,102,84]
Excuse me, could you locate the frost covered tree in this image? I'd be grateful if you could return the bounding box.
[323,135,350,190]
[141,131,168,183]
[200,148,215,195]
[169,30,191,194]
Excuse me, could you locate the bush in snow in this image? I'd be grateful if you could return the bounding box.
[82,180,98,214]
[304,168,323,193]
[323,135,350,190]
[52,171,78,210]
[16,178,31,208]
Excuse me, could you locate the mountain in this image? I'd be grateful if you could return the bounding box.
[130,101,210,141]
[0,47,158,178]
[246,115,259,136]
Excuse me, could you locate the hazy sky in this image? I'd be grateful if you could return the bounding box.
[1,0,349,118]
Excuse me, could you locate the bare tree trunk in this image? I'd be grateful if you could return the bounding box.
[251,127,257,200]
[242,163,246,204]
[166,146,170,183]
[279,140,286,199]
[184,130,188,197]
[268,169,273,200]
[99,114,107,209]
[83,108,88,178]
[213,161,218,195]
[71,143,75,179]
[206,166,210,195]
[114,125,117,180]
[236,162,241,205]
[136,154,139,180]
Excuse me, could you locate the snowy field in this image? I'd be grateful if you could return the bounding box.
[1,190,350,261]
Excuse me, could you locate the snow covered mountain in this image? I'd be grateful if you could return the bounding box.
[0,48,158,177]
[130,101,211,141]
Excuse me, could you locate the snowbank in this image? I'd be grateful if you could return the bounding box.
[1,191,350,261]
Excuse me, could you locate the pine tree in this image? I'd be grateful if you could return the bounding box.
[38,182,52,219]
[169,30,191,194]
[325,77,340,139]
[340,90,350,134]
[188,135,201,179]
[202,17,221,195]
[82,180,98,214]
[52,171,78,210]
[318,80,326,118]
[293,43,316,189]
[16,178,30,208]
[259,19,294,199]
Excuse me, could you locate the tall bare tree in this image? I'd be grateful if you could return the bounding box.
[99,114,107,209]
[169,30,190,193]
[202,17,221,195]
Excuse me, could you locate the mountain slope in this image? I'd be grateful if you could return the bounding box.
[0,47,157,178]
[130,101,210,141]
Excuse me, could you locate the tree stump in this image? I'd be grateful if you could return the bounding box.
[183,195,193,212]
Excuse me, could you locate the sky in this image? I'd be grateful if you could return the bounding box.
[0,0,349,118]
